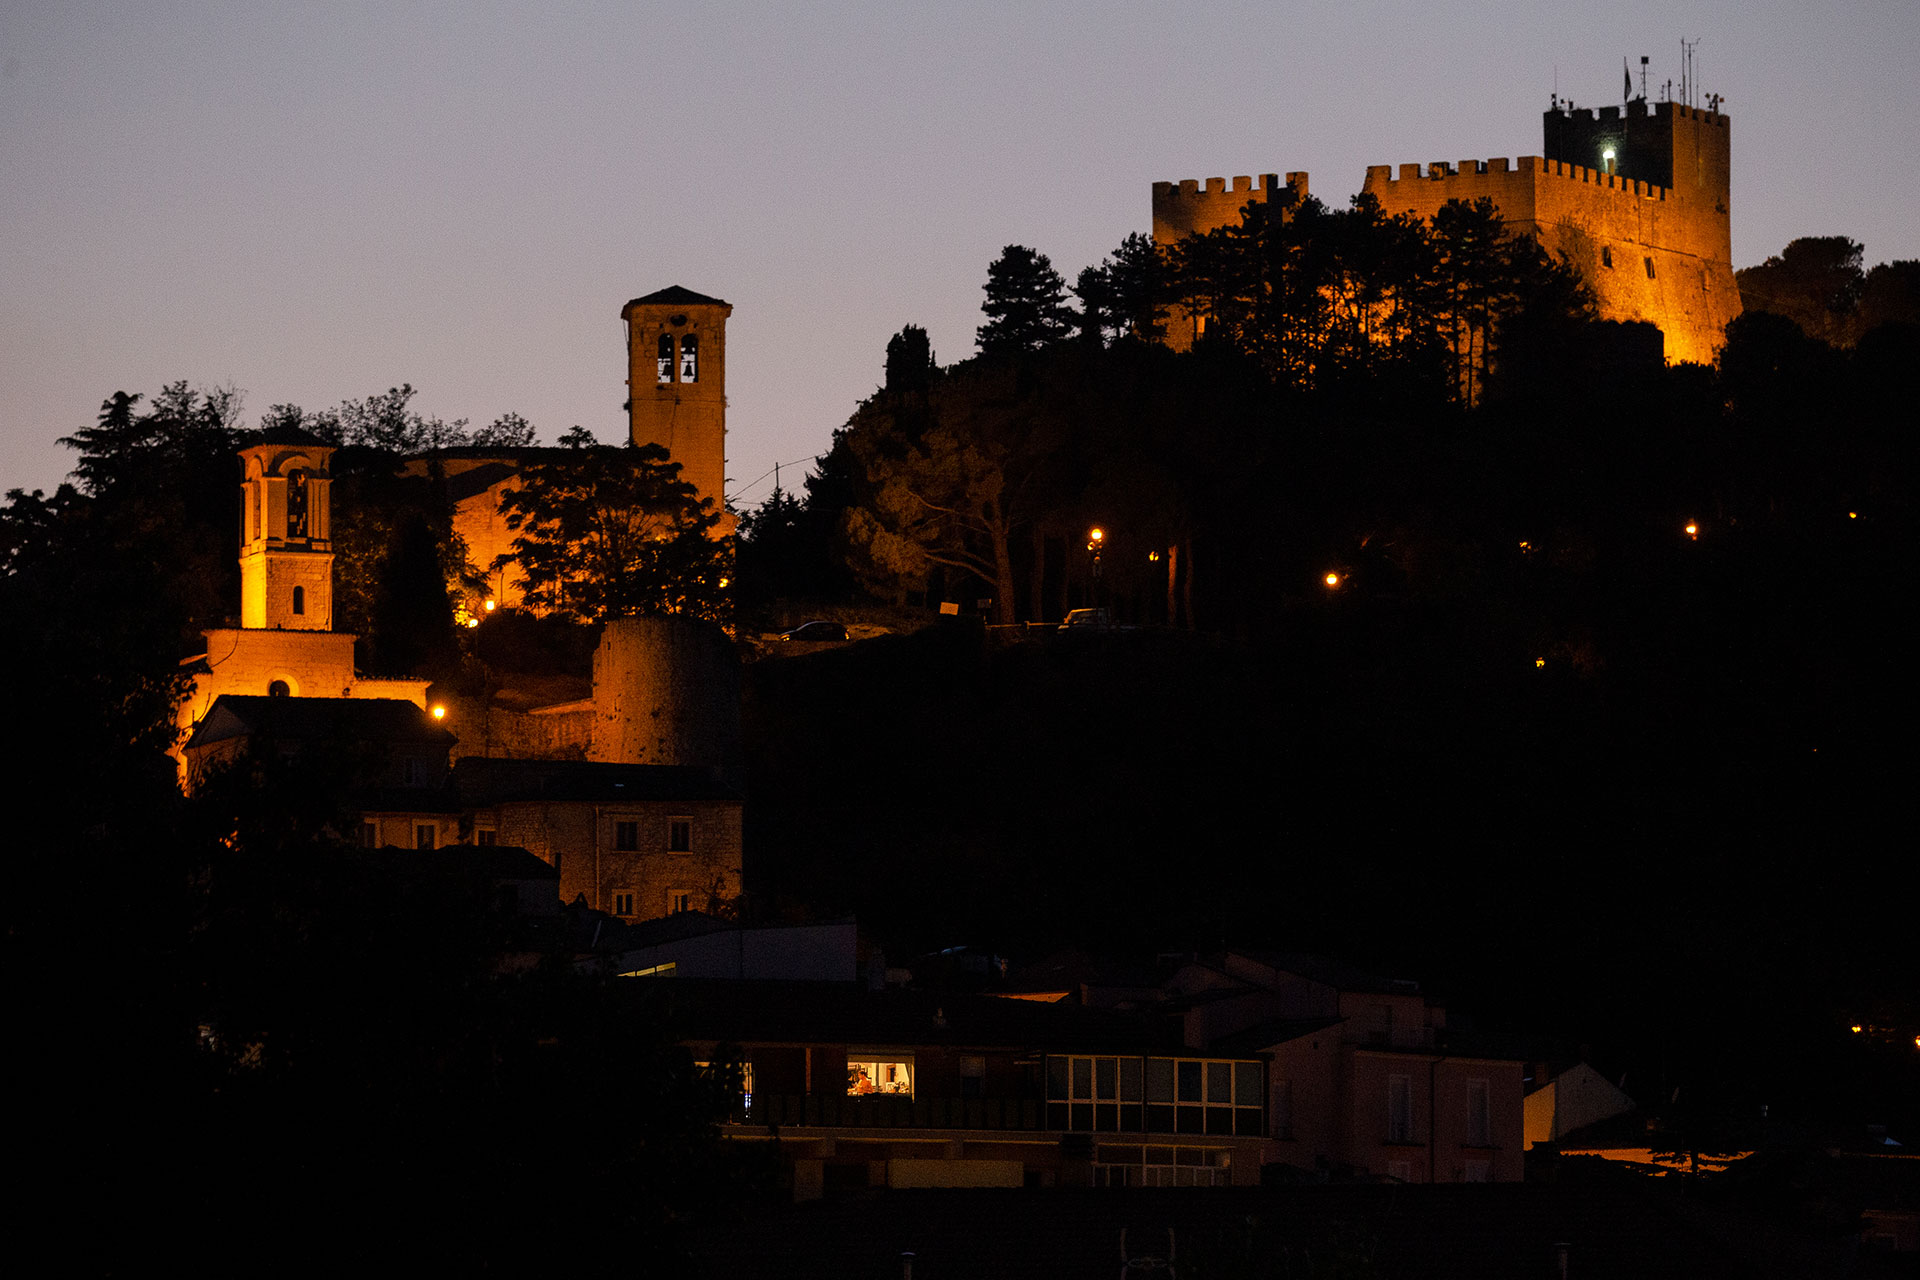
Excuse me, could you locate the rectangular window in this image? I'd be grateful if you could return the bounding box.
[613,892,635,916]
[1388,1074,1414,1143]
[415,823,436,850]
[1601,245,1614,268]
[1093,1144,1231,1188]
[668,818,692,852]
[475,828,496,846]
[667,889,692,914]
[1466,1078,1492,1147]
[1052,1057,1257,1136]
[614,820,638,851]
[1644,256,1657,279]
[360,821,379,848]
[402,757,422,786]
[847,1055,913,1097]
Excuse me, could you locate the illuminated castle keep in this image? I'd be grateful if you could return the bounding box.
[175,428,428,769]
[1154,100,1741,365]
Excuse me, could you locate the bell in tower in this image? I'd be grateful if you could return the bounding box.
[237,426,336,631]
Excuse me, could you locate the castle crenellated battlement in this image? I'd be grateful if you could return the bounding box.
[1362,156,1670,203]
[1152,171,1310,245]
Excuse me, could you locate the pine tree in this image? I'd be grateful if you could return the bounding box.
[976,245,1075,356]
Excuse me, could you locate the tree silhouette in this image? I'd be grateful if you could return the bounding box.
[977,245,1075,356]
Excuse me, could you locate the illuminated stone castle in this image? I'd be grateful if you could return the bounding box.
[1153,99,1741,365]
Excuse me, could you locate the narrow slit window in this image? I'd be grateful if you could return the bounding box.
[292,585,305,615]
[1644,256,1656,279]
[1601,245,1613,268]
[657,334,674,383]
[680,334,698,382]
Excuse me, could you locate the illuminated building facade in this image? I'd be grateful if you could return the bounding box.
[1154,100,1741,365]
[174,428,429,776]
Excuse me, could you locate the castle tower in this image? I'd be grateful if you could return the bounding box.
[1150,173,1308,351]
[238,427,336,630]
[622,286,731,519]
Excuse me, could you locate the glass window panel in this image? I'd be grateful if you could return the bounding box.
[1121,1104,1143,1132]
[1048,1057,1069,1100]
[1071,1102,1093,1132]
[1145,1058,1174,1102]
[1119,1058,1143,1102]
[1177,1060,1202,1102]
[1177,1107,1204,1134]
[1072,1057,1093,1100]
[1207,1062,1231,1103]
[1235,1062,1261,1107]
[1095,1057,1117,1100]
[1146,1105,1175,1133]
[1047,1102,1069,1130]
[1235,1108,1263,1137]
[1205,1108,1233,1135]
[1096,1103,1118,1132]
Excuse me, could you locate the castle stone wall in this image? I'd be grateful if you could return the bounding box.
[1362,146,1738,365]
[1152,172,1308,351]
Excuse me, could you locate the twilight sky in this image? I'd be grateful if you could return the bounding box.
[4,1,1916,507]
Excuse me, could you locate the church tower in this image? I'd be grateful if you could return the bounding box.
[622,286,731,520]
[238,428,335,630]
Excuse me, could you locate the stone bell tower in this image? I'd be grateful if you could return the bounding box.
[622,286,731,522]
[238,427,335,630]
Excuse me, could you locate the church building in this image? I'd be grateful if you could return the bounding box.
[173,426,430,776]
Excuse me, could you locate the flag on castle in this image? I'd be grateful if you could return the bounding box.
[1624,58,1632,101]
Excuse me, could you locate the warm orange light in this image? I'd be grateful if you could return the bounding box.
[465,618,480,629]
[1535,658,1546,668]
[1147,550,1160,562]
[1848,512,1857,520]
[484,598,496,612]
[1684,521,1698,538]
[1324,572,1340,587]
[1851,1024,1863,1034]
[431,704,447,721]
[1089,527,1104,542]
[718,577,730,588]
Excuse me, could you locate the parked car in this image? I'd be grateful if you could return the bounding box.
[1057,608,1117,633]
[778,621,849,642]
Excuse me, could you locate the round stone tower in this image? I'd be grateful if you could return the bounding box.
[589,615,741,770]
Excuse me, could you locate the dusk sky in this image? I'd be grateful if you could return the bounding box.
[5,1,1916,507]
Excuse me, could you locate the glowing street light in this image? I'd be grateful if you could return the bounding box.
[431,704,447,721]
[484,598,496,612]
[1684,521,1699,540]
[1324,572,1340,588]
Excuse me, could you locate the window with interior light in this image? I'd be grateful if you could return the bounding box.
[847,1055,913,1097]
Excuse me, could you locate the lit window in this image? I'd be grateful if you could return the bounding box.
[615,820,638,851]
[668,818,692,852]
[847,1055,914,1097]
[680,333,698,382]
[657,334,674,383]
